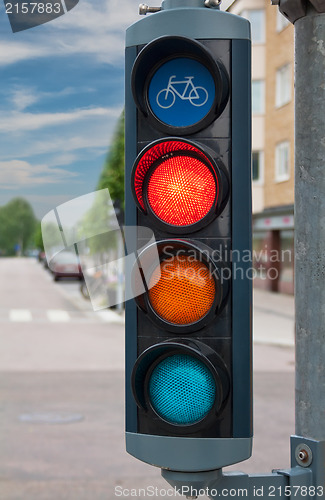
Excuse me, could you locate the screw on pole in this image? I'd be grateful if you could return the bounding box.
[139,3,161,15]
[204,0,221,9]
[295,443,313,467]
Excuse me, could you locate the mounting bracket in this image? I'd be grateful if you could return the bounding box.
[272,0,325,24]
[162,437,325,500]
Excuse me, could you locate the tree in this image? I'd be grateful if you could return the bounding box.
[0,198,37,256]
[33,222,44,251]
[97,110,125,207]
[76,112,125,261]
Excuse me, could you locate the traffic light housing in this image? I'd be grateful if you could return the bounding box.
[125,3,252,472]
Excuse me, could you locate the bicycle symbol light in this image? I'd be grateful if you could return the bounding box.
[147,56,216,129]
[156,75,209,109]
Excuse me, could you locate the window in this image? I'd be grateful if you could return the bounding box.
[252,151,264,183]
[275,141,290,182]
[241,10,265,44]
[252,80,265,114]
[276,10,290,32]
[276,64,291,107]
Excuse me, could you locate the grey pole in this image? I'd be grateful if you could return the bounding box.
[295,4,325,440]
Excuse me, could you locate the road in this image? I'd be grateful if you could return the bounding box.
[0,258,295,500]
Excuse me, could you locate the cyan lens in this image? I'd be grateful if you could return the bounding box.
[148,354,216,425]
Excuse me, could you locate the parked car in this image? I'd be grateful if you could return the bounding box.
[50,251,83,282]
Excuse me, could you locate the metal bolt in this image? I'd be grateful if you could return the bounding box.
[298,449,309,462]
[139,3,161,15]
[295,443,313,467]
[204,0,221,7]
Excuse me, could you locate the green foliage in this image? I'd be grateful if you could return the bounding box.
[33,222,44,251]
[97,110,125,206]
[40,220,61,252]
[77,193,118,256]
[75,112,125,258]
[0,198,37,256]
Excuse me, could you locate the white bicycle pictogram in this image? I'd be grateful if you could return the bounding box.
[156,75,209,109]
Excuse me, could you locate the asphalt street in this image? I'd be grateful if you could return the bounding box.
[0,257,295,500]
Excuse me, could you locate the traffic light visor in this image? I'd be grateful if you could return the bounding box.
[131,36,226,135]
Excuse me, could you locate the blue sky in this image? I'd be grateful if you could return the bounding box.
[0,0,139,219]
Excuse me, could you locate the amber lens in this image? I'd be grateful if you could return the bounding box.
[148,255,216,325]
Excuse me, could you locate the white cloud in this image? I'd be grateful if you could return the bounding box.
[23,132,110,157]
[8,86,82,111]
[0,0,139,66]
[0,42,49,66]
[47,153,79,167]
[0,0,129,218]
[0,159,78,188]
[0,106,120,132]
[10,87,40,111]
[0,106,121,161]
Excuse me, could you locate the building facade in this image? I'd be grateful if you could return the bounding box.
[228,0,295,294]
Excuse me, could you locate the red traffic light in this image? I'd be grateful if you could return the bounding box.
[132,139,227,233]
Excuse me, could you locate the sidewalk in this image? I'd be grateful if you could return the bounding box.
[253,288,295,347]
[104,287,295,347]
[83,288,296,347]
[58,280,295,347]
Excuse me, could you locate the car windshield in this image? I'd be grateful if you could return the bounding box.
[52,252,79,265]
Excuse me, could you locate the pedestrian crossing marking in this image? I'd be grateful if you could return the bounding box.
[9,309,32,322]
[96,310,125,324]
[46,310,71,322]
[3,308,124,324]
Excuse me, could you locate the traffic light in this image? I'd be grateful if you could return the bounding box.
[125,4,252,473]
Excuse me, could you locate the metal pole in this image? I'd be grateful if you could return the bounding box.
[295,4,325,440]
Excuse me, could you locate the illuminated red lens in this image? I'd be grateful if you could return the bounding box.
[133,140,218,226]
[147,155,216,226]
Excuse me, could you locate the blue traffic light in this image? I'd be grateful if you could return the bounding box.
[148,354,216,425]
[148,57,216,127]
